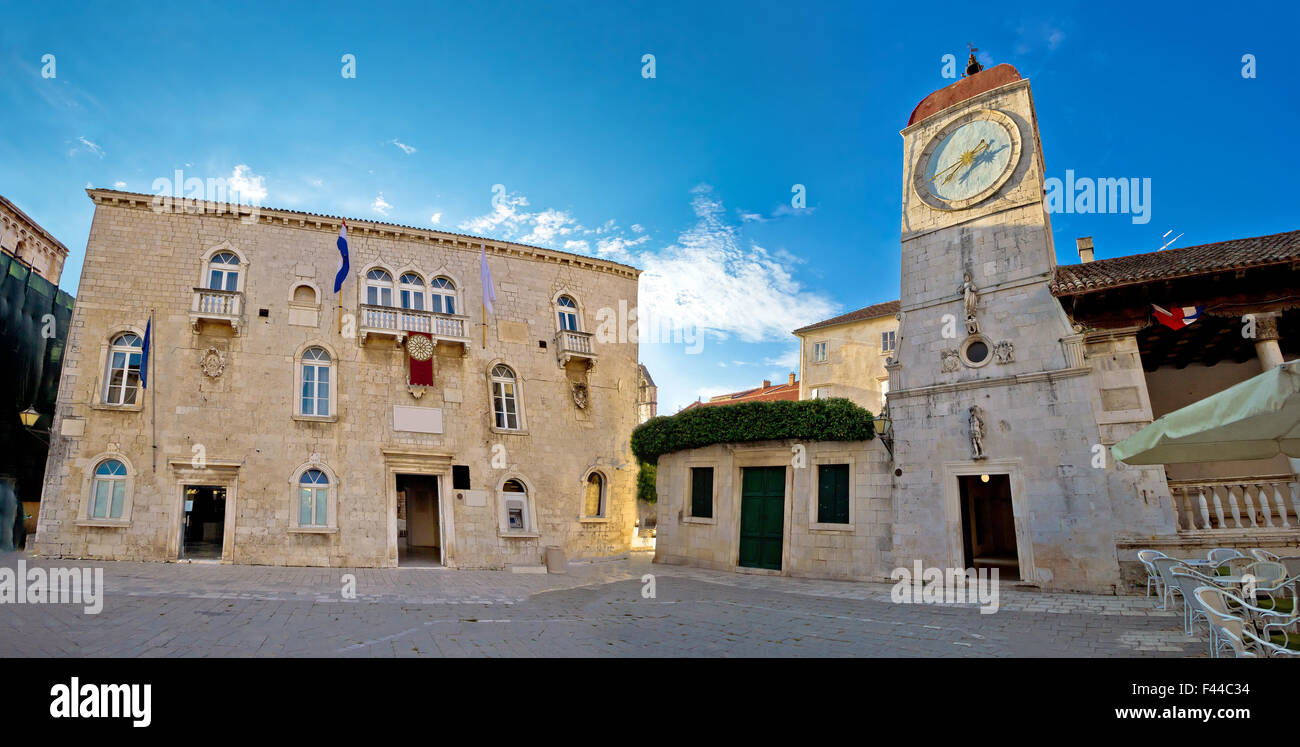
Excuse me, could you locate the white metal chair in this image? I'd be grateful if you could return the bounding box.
[1279,556,1300,578]
[1171,566,1217,637]
[1196,585,1244,658]
[1215,626,1258,658]
[1137,549,1168,599]
[1213,555,1255,577]
[1208,587,1300,658]
[1208,548,1245,563]
[1152,556,1186,611]
[1251,548,1280,562]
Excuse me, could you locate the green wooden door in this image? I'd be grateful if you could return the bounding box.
[738,466,786,570]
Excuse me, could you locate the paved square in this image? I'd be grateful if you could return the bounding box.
[0,552,1202,657]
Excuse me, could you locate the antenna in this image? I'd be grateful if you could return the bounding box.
[1157,229,1183,252]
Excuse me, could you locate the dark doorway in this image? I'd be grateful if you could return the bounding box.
[958,474,1019,578]
[738,466,785,570]
[182,485,226,560]
[396,474,441,567]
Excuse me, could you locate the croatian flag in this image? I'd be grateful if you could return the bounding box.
[480,243,496,314]
[1152,304,1204,330]
[140,314,152,390]
[333,221,350,294]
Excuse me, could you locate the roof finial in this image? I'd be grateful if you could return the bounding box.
[964,43,984,77]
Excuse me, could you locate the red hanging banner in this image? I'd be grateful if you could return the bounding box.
[406,332,434,386]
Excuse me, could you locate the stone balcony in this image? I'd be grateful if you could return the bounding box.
[358,303,470,350]
[555,329,597,368]
[190,288,243,334]
[1168,475,1300,536]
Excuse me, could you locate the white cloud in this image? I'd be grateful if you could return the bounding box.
[459,184,834,343]
[630,224,645,233]
[430,212,442,224]
[228,165,267,202]
[764,347,800,369]
[113,180,126,189]
[71,136,104,158]
[391,139,416,155]
[637,185,836,343]
[371,193,392,216]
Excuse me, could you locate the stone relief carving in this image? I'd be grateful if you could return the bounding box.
[200,347,226,378]
[940,349,960,373]
[965,315,980,335]
[993,340,1015,364]
[968,405,986,460]
[571,382,589,409]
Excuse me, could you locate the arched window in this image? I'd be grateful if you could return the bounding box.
[103,333,143,405]
[366,269,394,307]
[298,469,330,527]
[299,347,332,417]
[556,295,579,331]
[502,478,529,531]
[90,459,128,520]
[491,364,520,430]
[584,471,605,518]
[207,251,240,291]
[430,276,457,315]
[399,273,425,311]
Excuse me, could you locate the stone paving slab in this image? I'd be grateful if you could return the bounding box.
[0,552,1201,657]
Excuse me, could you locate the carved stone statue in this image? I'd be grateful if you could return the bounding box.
[960,273,978,319]
[968,405,986,460]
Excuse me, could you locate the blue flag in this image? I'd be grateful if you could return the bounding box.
[333,221,350,293]
[140,315,152,390]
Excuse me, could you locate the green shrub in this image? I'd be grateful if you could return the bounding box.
[630,397,874,464]
[636,462,657,504]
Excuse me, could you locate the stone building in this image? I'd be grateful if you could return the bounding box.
[33,189,641,569]
[794,300,899,411]
[653,61,1300,592]
[1,194,69,284]
[680,374,799,411]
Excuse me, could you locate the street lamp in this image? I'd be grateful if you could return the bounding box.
[18,405,41,429]
[876,405,893,460]
[18,404,48,445]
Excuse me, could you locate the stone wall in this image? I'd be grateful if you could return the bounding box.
[796,315,896,411]
[34,191,641,569]
[653,440,893,581]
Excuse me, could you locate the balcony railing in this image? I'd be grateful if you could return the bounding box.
[190,288,243,334]
[358,304,469,348]
[1168,476,1300,533]
[555,329,597,368]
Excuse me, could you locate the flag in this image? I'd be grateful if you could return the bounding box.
[333,221,350,294]
[1152,304,1204,330]
[139,314,152,389]
[407,332,434,387]
[480,243,496,314]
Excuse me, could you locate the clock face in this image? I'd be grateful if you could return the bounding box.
[919,115,1017,207]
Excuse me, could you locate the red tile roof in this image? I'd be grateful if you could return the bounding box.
[907,64,1023,127]
[1050,229,1300,296]
[793,300,900,335]
[681,378,800,410]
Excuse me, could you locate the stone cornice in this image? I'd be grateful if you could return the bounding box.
[86,188,641,281]
[890,365,1091,400]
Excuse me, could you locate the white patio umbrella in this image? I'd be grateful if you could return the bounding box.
[1112,359,1300,465]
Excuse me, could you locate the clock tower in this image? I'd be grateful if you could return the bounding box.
[887,64,1121,592]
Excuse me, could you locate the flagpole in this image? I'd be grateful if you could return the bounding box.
[482,297,486,349]
[150,309,157,474]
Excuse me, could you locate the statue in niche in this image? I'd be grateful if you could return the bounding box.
[968,405,986,461]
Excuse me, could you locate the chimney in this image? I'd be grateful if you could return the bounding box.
[1076,237,1095,263]
[762,380,771,389]
[788,373,796,386]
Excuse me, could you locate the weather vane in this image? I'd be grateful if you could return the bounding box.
[964,43,984,77]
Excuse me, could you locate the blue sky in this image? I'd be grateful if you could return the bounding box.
[2,1,1296,413]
